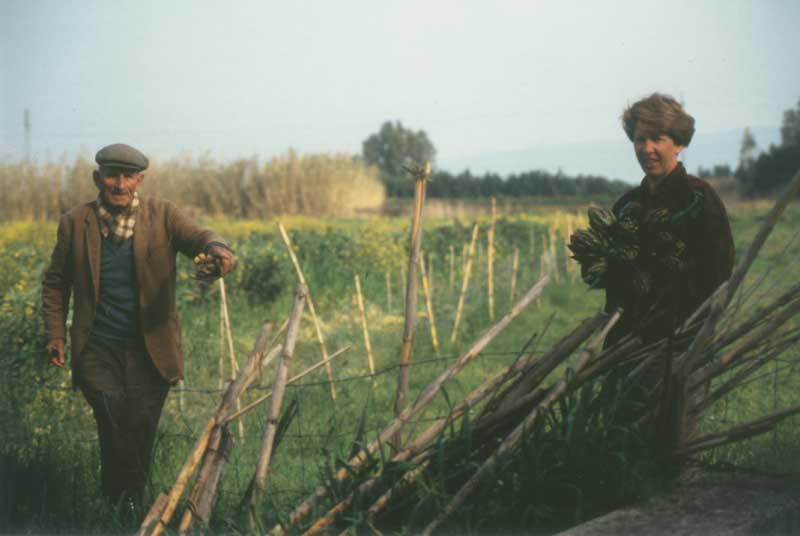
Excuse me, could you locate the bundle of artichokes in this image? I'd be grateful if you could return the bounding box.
[568,202,688,295]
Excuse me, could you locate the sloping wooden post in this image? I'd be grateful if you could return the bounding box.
[451,224,480,344]
[509,246,520,303]
[354,273,376,377]
[247,284,306,530]
[487,196,496,320]
[393,161,431,450]
[278,222,337,402]
[418,252,440,355]
[219,278,244,440]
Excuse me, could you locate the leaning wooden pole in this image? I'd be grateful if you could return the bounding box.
[509,246,520,303]
[450,224,480,344]
[278,222,337,402]
[354,273,376,377]
[139,323,273,536]
[418,252,440,355]
[487,196,497,320]
[219,278,244,440]
[270,276,550,536]
[248,284,307,529]
[422,311,621,536]
[393,161,431,450]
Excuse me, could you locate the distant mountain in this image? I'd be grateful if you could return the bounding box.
[439,126,781,184]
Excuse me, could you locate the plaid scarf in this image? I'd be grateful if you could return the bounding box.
[96,192,140,245]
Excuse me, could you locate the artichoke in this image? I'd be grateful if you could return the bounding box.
[587,206,616,234]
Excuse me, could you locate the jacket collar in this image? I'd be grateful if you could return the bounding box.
[638,162,694,210]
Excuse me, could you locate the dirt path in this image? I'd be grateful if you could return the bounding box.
[557,469,800,535]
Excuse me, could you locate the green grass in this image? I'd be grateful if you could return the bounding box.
[1,202,799,534]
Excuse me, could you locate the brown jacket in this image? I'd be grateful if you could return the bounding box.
[603,163,735,347]
[42,197,225,382]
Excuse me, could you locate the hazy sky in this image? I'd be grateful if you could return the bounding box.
[2,0,799,182]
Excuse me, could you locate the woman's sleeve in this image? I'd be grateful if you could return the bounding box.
[699,185,735,295]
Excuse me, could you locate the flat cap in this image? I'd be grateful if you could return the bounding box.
[95,143,149,171]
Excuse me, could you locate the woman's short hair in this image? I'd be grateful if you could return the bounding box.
[622,93,695,147]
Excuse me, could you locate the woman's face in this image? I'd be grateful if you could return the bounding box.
[633,124,684,178]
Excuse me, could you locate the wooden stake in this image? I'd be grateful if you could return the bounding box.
[354,273,376,376]
[451,224,480,344]
[418,252,440,355]
[488,197,496,321]
[548,227,560,283]
[219,278,244,440]
[218,297,224,390]
[178,426,232,534]
[269,276,550,535]
[427,252,435,296]
[225,346,351,424]
[393,161,431,450]
[422,311,620,536]
[278,222,337,402]
[140,323,273,536]
[565,220,575,281]
[509,247,520,303]
[249,285,307,525]
[449,244,455,290]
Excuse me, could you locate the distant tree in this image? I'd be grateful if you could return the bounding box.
[737,99,800,197]
[738,127,757,170]
[362,121,436,195]
[780,98,800,148]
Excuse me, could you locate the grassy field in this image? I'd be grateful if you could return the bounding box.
[1,200,798,534]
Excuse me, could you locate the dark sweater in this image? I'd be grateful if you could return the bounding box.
[603,163,735,347]
[91,237,140,342]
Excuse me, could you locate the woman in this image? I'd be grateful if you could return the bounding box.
[603,93,735,349]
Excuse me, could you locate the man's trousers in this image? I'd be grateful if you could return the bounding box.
[75,336,169,507]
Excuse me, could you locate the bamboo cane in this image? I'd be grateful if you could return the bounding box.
[675,403,800,457]
[139,323,273,536]
[689,294,800,389]
[679,168,800,378]
[461,243,468,274]
[219,278,244,439]
[565,220,575,281]
[418,253,440,355]
[548,227,560,283]
[304,329,550,535]
[422,311,620,536]
[178,379,185,412]
[488,197,496,320]
[450,224,480,344]
[139,493,168,536]
[354,273,376,376]
[218,298,225,390]
[427,252,435,296]
[509,247,519,303]
[249,284,307,527]
[278,222,337,402]
[269,276,550,535]
[225,346,351,424]
[178,426,232,534]
[393,162,431,450]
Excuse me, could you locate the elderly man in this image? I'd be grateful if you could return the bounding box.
[42,143,236,513]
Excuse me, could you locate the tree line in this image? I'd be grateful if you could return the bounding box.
[735,98,800,197]
[363,120,629,199]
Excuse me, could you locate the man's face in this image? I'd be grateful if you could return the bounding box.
[633,124,684,179]
[93,167,144,210]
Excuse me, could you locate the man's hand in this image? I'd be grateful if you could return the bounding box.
[47,338,65,368]
[207,244,237,277]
